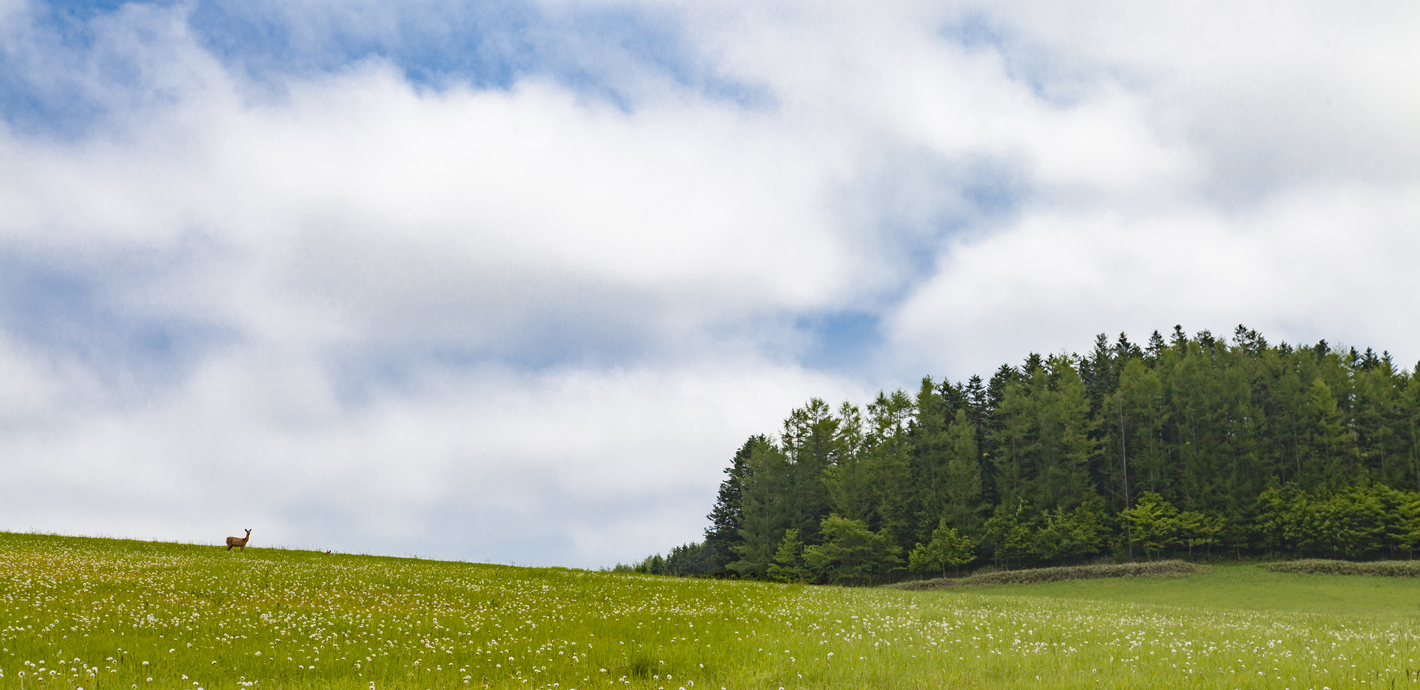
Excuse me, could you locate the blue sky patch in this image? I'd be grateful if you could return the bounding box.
[1,0,771,137]
[796,311,882,373]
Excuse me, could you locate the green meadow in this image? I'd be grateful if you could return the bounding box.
[3,533,1419,690]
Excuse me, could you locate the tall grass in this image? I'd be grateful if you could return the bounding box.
[2,532,1417,689]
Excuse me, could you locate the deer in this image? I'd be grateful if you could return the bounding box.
[226,529,252,552]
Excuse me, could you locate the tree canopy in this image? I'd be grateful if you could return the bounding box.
[635,326,1420,582]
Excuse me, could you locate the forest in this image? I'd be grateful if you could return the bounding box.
[625,326,1420,583]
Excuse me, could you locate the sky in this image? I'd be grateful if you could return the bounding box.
[1,0,1418,568]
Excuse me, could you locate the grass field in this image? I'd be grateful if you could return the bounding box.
[3,532,1419,689]
[981,563,1420,618]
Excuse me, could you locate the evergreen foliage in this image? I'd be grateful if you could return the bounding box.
[802,514,901,585]
[767,528,806,583]
[616,541,718,576]
[907,518,975,578]
[641,326,1420,583]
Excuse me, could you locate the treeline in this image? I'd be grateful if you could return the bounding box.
[630,326,1420,584]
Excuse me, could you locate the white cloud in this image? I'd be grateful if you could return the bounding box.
[984,1,1420,194]
[0,340,864,565]
[2,0,1419,565]
[888,182,1420,379]
[2,60,881,356]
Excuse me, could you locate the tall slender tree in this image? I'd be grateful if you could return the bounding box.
[705,436,766,574]
[942,409,983,535]
[728,441,791,578]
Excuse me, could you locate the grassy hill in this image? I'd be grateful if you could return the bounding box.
[2,532,1417,689]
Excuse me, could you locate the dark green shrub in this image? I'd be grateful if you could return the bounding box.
[887,559,1204,590]
[1264,559,1420,577]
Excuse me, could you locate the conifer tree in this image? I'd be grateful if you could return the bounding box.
[1307,378,1354,489]
[767,529,805,583]
[780,398,840,544]
[682,325,1420,580]
[908,518,976,578]
[863,390,916,551]
[728,441,790,578]
[911,377,951,546]
[803,515,900,584]
[942,410,982,534]
[824,402,874,523]
[704,436,764,574]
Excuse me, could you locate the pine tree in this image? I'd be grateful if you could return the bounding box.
[911,377,951,546]
[983,500,1036,569]
[704,436,764,575]
[1145,330,1166,362]
[767,529,806,583]
[1081,333,1118,417]
[803,515,901,584]
[824,402,874,523]
[780,398,840,544]
[863,389,916,552]
[1107,359,1166,504]
[1404,372,1420,489]
[1121,492,1182,558]
[942,410,982,534]
[728,441,790,578]
[1307,378,1354,489]
[993,355,1096,513]
[908,518,976,578]
[696,326,1420,575]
